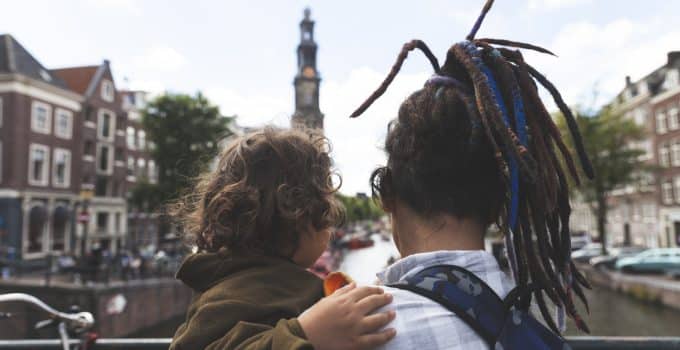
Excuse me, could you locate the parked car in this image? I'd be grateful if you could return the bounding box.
[572,243,602,263]
[589,246,647,270]
[571,231,592,251]
[616,248,680,274]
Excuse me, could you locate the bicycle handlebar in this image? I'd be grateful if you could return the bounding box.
[0,293,94,332]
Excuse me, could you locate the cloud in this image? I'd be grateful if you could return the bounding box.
[527,0,592,11]
[133,46,186,73]
[524,17,680,109]
[204,87,291,127]
[86,0,142,16]
[322,67,429,195]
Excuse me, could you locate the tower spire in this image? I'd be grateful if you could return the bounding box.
[291,7,324,131]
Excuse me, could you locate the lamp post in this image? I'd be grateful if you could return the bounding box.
[78,189,93,257]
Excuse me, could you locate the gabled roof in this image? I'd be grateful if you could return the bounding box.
[51,66,100,95]
[0,34,68,89]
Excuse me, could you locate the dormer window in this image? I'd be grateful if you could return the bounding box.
[101,80,115,102]
[663,70,680,91]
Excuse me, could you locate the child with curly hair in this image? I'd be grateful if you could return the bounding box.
[170,127,396,350]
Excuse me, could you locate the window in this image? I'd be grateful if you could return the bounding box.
[95,177,108,196]
[660,144,670,167]
[148,160,157,183]
[138,130,146,150]
[663,181,674,204]
[97,144,113,174]
[28,205,47,253]
[127,156,135,176]
[669,108,679,131]
[657,111,667,134]
[28,144,49,186]
[96,212,109,233]
[126,127,136,149]
[115,147,124,161]
[84,140,94,156]
[137,158,146,178]
[101,80,115,102]
[673,142,680,167]
[53,148,71,188]
[31,101,51,134]
[54,108,73,139]
[97,109,116,141]
[52,206,68,252]
[115,212,122,233]
[674,177,680,204]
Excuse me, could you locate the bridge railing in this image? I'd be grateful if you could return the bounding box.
[0,337,679,349]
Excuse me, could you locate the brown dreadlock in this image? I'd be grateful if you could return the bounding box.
[351,0,593,334]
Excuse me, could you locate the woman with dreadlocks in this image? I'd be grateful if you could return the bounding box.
[351,0,593,349]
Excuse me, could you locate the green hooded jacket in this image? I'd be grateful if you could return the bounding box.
[170,249,324,350]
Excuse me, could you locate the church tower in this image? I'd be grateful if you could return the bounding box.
[291,8,324,131]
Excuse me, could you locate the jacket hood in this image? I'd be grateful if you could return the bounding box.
[176,249,309,292]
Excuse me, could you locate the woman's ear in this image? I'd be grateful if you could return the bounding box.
[380,196,395,214]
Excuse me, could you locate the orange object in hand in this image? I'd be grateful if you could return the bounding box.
[323,271,354,296]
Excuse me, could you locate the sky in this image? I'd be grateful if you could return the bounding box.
[4,0,680,194]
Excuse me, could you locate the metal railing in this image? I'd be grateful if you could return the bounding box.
[0,337,679,350]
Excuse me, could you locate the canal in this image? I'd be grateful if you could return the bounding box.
[137,234,680,337]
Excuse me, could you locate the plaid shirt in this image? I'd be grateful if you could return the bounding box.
[375,250,515,350]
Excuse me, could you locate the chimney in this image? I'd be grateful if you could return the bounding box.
[668,51,680,67]
[625,76,632,86]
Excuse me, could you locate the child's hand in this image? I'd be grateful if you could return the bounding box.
[299,282,396,350]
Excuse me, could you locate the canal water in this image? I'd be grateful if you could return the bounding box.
[138,234,680,337]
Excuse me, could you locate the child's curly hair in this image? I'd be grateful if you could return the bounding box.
[172,127,344,257]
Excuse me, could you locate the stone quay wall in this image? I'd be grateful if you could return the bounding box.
[580,264,680,311]
[0,278,192,339]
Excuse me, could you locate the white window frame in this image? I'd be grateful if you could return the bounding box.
[54,108,73,139]
[673,142,680,167]
[137,158,146,178]
[674,177,680,204]
[31,101,52,134]
[52,148,71,188]
[101,80,115,102]
[660,144,670,167]
[669,108,679,131]
[97,109,116,142]
[663,181,674,204]
[657,111,667,134]
[148,160,158,183]
[28,143,50,186]
[96,143,114,175]
[126,127,136,150]
[138,130,146,151]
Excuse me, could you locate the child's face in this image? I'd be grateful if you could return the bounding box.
[292,226,331,268]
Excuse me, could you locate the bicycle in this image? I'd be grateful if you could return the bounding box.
[0,293,96,350]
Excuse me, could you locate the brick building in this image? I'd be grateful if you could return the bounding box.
[52,61,129,254]
[120,90,158,248]
[0,34,159,261]
[0,34,83,260]
[596,51,680,248]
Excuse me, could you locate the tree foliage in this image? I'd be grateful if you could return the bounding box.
[133,92,233,211]
[337,193,384,225]
[557,106,647,253]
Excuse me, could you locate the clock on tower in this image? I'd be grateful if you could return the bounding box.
[291,8,324,131]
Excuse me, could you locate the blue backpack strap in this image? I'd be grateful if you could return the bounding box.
[388,264,569,350]
[387,265,506,347]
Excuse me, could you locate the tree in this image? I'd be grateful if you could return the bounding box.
[137,92,233,211]
[557,106,647,255]
[336,193,384,225]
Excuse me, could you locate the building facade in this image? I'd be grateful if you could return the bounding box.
[291,8,324,131]
[0,34,160,261]
[0,34,84,260]
[120,90,158,248]
[603,51,680,248]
